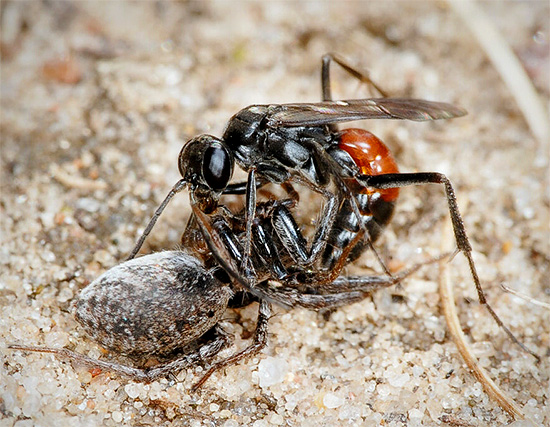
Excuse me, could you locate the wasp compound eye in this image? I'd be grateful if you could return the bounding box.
[203,144,233,190]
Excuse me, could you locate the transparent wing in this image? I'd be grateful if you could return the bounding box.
[266,98,467,127]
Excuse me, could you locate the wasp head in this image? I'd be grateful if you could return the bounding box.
[178,135,234,194]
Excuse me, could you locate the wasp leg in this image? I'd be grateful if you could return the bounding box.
[321,52,389,104]
[359,171,540,360]
[313,252,451,294]
[192,299,271,390]
[8,325,232,382]
[257,275,395,311]
[255,253,444,310]
[270,178,339,268]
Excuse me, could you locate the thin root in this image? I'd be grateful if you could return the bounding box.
[501,283,550,310]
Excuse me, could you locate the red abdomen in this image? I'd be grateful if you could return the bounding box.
[338,128,399,202]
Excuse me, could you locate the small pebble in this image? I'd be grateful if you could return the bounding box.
[323,392,344,409]
[258,357,287,388]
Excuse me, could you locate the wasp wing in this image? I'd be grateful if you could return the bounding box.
[266,98,467,127]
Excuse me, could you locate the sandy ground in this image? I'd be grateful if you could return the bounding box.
[1,2,549,426]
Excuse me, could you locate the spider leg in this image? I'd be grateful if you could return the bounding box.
[192,299,271,390]
[8,325,232,382]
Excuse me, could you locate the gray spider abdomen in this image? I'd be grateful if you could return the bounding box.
[73,251,232,356]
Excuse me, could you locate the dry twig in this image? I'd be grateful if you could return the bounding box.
[438,217,528,420]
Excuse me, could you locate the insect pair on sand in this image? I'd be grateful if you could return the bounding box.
[9,53,538,389]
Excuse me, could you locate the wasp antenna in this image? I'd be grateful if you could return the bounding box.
[126,179,187,260]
